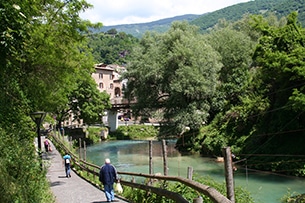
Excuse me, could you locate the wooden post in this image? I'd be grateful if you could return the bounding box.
[161,139,168,176]
[149,140,153,175]
[79,138,82,160]
[187,166,193,180]
[83,141,86,162]
[69,136,72,150]
[148,140,153,185]
[193,196,203,203]
[222,147,235,203]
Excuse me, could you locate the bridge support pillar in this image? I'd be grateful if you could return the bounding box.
[108,110,118,132]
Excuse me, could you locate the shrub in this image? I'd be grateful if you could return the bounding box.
[0,127,54,203]
[111,125,159,140]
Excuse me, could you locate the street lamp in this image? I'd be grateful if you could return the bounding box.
[30,111,46,160]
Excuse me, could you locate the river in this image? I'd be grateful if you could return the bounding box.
[85,140,305,203]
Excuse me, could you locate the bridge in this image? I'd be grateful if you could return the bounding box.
[108,98,136,131]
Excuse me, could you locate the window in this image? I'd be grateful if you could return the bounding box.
[110,74,114,80]
[115,87,121,97]
[99,83,103,88]
[99,73,103,79]
[110,83,113,89]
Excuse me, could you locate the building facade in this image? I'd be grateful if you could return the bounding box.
[91,63,126,103]
[62,64,127,128]
[92,63,130,124]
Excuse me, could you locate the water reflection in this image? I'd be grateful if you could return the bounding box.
[86,140,305,203]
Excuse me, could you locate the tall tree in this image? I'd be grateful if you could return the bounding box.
[124,22,222,134]
[205,26,256,120]
[0,0,104,201]
[180,17,258,155]
[202,12,305,176]
[241,12,305,175]
[55,71,111,127]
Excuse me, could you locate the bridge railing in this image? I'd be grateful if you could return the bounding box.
[50,132,232,203]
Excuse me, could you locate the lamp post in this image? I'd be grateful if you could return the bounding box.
[30,111,46,168]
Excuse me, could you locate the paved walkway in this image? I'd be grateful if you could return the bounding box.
[43,138,129,203]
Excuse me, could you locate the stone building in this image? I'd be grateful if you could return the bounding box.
[91,63,127,103]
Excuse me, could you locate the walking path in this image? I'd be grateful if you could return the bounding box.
[42,137,129,203]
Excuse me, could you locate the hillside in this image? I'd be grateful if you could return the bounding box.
[99,14,201,38]
[191,0,305,31]
[97,0,305,38]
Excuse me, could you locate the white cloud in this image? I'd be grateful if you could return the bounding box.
[80,0,250,26]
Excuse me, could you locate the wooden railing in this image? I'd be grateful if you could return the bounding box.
[50,133,233,203]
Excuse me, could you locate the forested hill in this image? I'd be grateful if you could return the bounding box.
[99,0,305,38]
[191,0,305,31]
[99,14,201,38]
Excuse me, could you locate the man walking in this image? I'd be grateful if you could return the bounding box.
[63,152,71,178]
[99,158,119,202]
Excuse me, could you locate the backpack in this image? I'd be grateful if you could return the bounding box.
[44,140,49,145]
[65,158,70,164]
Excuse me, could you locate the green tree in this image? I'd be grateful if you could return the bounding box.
[87,31,138,64]
[205,25,256,119]
[124,22,222,134]
[240,12,305,175]
[171,17,260,154]
[201,12,305,176]
[56,72,111,126]
[0,0,101,201]
[22,0,95,113]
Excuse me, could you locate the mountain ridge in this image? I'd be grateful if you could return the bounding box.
[99,14,202,38]
[98,0,305,38]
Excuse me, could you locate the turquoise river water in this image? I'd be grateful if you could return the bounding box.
[85,140,305,203]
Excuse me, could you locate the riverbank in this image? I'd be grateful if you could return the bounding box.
[85,140,305,203]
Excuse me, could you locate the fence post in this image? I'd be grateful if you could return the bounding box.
[69,136,72,150]
[149,140,153,185]
[187,166,193,180]
[193,196,203,203]
[79,138,82,160]
[83,141,86,162]
[131,176,135,190]
[222,147,235,203]
[161,139,168,176]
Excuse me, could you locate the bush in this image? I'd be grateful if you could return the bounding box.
[0,127,54,203]
[110,125,159,140]
[86,126,108,144]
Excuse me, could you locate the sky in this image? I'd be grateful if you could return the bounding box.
[80,0,251,26]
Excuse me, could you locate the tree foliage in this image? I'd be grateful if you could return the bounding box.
[87,31,138,64]
[123,12,305,177]
[0,0,109,201]
[195,12,305,176]
[175,16,258,154]
[67,73,111,125]
[240,12,305,175]
[191,0,305,32]
[124,22,222,134]
[205,23,256,119]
